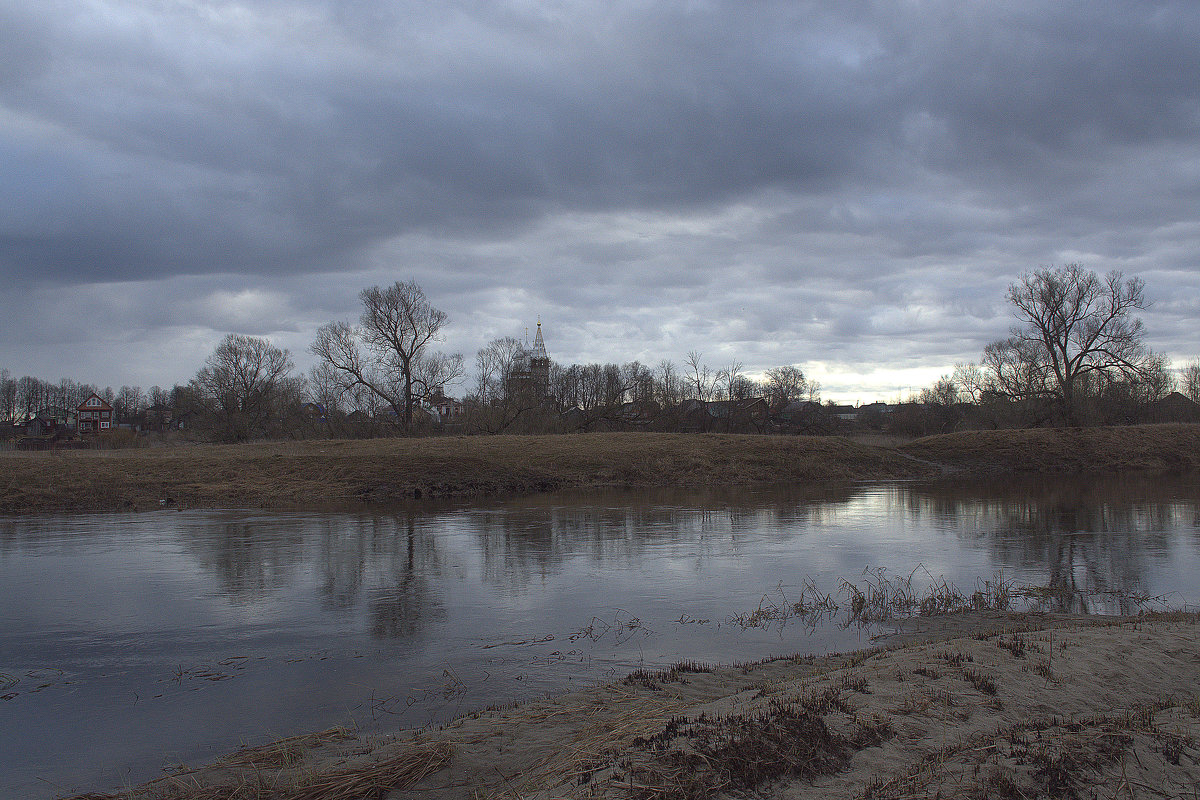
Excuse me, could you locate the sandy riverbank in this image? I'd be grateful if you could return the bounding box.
[67,612,1200,800]
[7,424,1200,514]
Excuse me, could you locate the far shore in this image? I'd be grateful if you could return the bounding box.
[5,424,1200,514]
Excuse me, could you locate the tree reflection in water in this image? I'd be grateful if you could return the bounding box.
[181,518,306,601]
[365,513,444,639]
[465,484,861,593]
[896,474,1198,613]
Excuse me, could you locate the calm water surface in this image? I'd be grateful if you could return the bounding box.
[3,474,1199,798]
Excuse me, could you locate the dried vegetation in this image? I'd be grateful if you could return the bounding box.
[1,432,925,513]
[899,423,1200,474]
[62,732,451,800]
[6,424,1200,513]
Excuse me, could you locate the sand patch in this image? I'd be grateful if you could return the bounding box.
[65,613,1200,800]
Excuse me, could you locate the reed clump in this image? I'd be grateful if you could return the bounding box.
[728,568,1176,632]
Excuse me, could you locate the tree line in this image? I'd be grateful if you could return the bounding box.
[4,264,1198,443]
[915,265,1200,430]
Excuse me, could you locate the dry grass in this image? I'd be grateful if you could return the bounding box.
[60,737,452,800]
[860,700,1200,800]
[618,688,892,800]
[7,425,1198,514]
[899,423,1200,474]
[0,432,929,513]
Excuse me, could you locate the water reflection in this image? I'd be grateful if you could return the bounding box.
[896,474,1200,612]
[467,483,863,591]
[364,515,444,639]
[3,474,1200,800]
[182,519,306,601]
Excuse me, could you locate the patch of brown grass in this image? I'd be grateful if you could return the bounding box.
[7,424,1199,513]
[0,433,929,513]
[620,689,892,800]
[900,423,1200,474]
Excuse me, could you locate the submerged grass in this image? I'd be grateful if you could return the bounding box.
[727,568,1176,632]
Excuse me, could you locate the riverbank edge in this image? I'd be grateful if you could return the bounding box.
[64,611,1200,800]
[6,424,1200,514]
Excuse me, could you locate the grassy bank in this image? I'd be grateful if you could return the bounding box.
[898,422,1200,473]
[4,424,1200,514]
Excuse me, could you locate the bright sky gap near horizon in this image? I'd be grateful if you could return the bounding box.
[2,2,1199,404]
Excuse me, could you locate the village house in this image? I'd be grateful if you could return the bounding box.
[427,389,464,424]
[24,412,61,438]
[76,393,113,435]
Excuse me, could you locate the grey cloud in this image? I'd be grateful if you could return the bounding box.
[2,1,1199,397]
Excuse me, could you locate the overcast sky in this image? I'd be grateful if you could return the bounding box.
[2,1,1198,403]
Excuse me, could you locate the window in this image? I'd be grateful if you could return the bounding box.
[100,422,110,429]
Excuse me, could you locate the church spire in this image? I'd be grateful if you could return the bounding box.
[531,317,547,360]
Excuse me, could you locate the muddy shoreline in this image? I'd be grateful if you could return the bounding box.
[65,612,1200,800]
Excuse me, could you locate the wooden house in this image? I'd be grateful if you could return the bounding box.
[427,390,464,424]
[24,413,59,438]
[680,398,770,433]
[76,393,114,435]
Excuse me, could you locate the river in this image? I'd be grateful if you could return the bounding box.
[2,473,1198,798]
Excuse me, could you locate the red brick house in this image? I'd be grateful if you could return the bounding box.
[77,393,113,435]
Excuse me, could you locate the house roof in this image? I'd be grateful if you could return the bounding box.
[77,393,113,412]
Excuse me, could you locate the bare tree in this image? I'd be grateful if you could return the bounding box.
[654,360,683,407]
[1181,359,1200,404]
[983,264,1152,424]
[474,336,526,403]
[763,365,808,409]
[683,351,715,401]
[0,368,15,423]
[115,385,145,424]
[951,362,987,404]
[624,361,654,402]
[1137,353,1175,403]
[716,361,745,401]
[918,375,960,406]
[311,281,464,432]
[192,334,296,441]
[145,385,172,431]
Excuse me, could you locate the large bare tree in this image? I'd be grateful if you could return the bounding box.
[762,365,808,409]
[983,264,1152,424]
[192,334,298,441]
[311,281,463,432]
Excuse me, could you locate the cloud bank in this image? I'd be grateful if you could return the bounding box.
[2,1,1198,400]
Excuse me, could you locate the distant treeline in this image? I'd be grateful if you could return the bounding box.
[5,265,1200,444]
